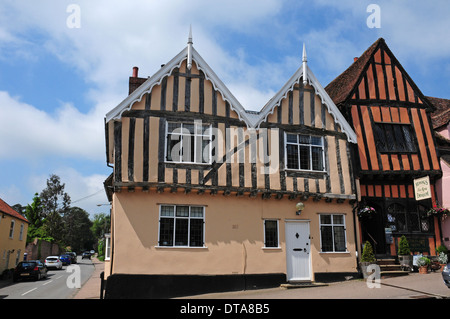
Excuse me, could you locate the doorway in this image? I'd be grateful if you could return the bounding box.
[285,221,312,281]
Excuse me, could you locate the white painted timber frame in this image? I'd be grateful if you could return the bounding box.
[105,43,357,144]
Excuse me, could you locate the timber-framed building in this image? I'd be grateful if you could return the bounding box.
[326,38,443,257]
[103,32,359,298]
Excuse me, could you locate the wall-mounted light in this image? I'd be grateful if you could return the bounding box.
[296,202,305,215]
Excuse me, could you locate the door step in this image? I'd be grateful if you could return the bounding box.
[280,282,328,289]
[376,257,410,278]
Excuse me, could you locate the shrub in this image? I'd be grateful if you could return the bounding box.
[398,235,411,255]
[417,256,431,267]
[438,252,448,264]
[436,244,448,255]
[361,241,376,263]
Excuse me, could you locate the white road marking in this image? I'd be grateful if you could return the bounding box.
[22,287,37,296]
[42,280,53,286]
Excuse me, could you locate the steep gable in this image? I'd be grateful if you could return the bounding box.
[326,38,434,112]
[105,46,252,126]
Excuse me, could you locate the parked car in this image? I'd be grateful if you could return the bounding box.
[13,260,48,282]
[442,263,450,288]
[65,252,77,264]
[82,251,91,259]
[45,256,63,270]
[60,254,72,266]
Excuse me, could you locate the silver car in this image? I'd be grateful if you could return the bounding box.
[442,263,450,288]
[45,256,63,270]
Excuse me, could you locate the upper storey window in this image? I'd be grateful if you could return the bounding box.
[373,123,417,153]
[166,121,212,164]
[285,133,325,172]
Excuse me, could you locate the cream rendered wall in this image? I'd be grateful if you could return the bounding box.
[110,190,357,279]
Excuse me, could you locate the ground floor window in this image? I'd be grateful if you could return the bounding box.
[263,220,279,248]
[320,214,347,252]
[158,205,205,247]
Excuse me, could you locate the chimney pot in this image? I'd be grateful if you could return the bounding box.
[132,66,139,78]
[354,57,358,62]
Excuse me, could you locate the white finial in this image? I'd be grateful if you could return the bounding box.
[302,43,307,86]
[187,25,193,70]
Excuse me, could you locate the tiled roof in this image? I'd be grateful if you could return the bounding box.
[0,197,29,223]
[427,96,450,129]
[325,38,383,106]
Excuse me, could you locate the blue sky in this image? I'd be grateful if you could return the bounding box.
[0,0,449,217]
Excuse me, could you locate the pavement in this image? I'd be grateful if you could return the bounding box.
[71,256,104,299]
[72,265,449,299]
[178,271,450,299]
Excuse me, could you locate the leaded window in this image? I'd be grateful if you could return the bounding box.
[264,220,279,248]
[166,121,211,164]
[285,133,324,171]
[319,214,347,252]
[373,123,417,153]
[158,205,205,247]
[387,203,407,232]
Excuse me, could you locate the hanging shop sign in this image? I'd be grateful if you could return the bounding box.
[413,176,431,201]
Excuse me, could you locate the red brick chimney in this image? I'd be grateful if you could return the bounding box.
[128,66,147,95]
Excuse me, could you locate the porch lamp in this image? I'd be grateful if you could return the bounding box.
[296,202,305,215]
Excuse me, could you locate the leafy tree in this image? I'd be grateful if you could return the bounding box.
[91,213,111,238]
[40,174,71,242]
[62,206,95,252]
[24,193,46,243]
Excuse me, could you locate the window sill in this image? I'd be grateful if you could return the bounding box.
[285,169,327,179]
[155,246,208,249]
[319,251,350,254]
[262,247,282,250]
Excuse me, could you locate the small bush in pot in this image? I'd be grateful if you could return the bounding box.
[398,235,412,271]
[360,241,376,278]
[417,256,430,274]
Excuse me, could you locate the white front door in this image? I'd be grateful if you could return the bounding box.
[285,221,311,282]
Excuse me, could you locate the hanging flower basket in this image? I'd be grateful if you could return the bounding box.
[426,205,450,220]
[357,206,376,219]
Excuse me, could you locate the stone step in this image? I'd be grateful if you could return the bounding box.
[280,282,328,289]
[376,258,397,266]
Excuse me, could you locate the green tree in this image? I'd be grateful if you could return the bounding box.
[62,207,95,252]
[24,193,57,242]
[91,213,111,238]
[40,174,71,242]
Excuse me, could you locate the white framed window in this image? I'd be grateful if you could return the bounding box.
[285,133,325,172]
[158,205,205,247]
[9,220,15,239]
[263,220,279,248]
[319,214,347,252]
[105,233,111,261]
[165,121,212,164]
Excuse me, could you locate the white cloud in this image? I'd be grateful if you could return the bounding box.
[0,91,104,161]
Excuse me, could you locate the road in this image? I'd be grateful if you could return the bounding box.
[0,256,95,299]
